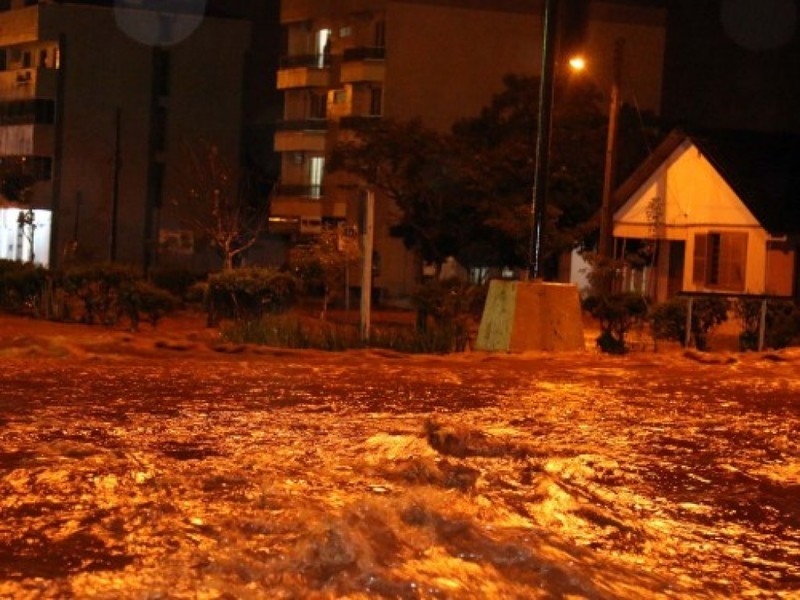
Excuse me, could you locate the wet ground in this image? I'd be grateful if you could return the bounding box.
[0,316,799,598]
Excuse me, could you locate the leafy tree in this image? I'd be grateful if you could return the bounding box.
[174,141,271,271]
[0,156,37,208]
[452,74,608,275]
[289,226,361,320]
[329,119,465,275]
[330,74,661,279]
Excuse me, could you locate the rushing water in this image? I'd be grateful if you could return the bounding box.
[1,349,799,598]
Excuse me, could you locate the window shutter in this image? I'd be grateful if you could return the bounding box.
[693,233,708,285]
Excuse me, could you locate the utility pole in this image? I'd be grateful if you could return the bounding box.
[109,107,122,262]
[528,0,559,280]
[359,188,374,344]
[598,38,624,261]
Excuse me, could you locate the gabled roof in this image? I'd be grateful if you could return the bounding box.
[614,128,800,236]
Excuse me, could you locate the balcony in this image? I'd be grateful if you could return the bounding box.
[0,7,40,46]
[0,68,58,100]
[281,0,379,23]
[339,115,382,130]
[274,119,328,152]
[340,47,385,83]
[277,54,331,89]
[0,123,55,156]
[275,184,323,199]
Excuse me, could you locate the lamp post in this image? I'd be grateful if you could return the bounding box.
[528,0,558,280]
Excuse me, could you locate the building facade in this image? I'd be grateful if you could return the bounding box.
[0,0,249,270]
[275,0,667,298]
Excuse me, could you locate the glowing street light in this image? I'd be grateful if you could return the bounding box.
[567,42,625,268]
[568,55,586,71]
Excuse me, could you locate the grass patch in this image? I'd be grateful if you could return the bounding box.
[221,314,468,354]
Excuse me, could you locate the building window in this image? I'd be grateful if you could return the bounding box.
[692,231,747,291]
[309,156,324,198]
[369,86,383,116]
[309,91,327,119]
[315,28,331,68]
[374,20,386,48]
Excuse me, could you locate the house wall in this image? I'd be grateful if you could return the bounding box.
[614,140,779,297]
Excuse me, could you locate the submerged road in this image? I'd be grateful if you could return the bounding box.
[1,342,799,598]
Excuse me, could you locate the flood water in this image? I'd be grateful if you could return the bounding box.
[1,347,799,598]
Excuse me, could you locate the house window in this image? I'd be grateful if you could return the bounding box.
[692,231,747,291]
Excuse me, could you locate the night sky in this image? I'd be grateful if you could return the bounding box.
[662,0,800,133]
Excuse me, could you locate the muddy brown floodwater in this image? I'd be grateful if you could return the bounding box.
[0,321,799,598]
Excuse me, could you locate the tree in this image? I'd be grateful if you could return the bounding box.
[0,156,37,208]
[174,141,271,271]
[330,75,661,280]
[329,119,465,276]
[452,74,608,275]
[289,226,361,320]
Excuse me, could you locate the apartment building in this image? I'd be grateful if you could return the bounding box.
[275,0,666,298]
[0,0,249,270]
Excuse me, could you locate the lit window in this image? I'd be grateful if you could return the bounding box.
[309,156,324,198]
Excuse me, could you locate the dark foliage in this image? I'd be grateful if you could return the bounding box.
[735,298,800,350]
[650,296,729,351]
[205,268,298,324]
[584,292,649,354]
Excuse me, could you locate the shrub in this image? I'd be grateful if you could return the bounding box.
[118,281,179,330]
[60,263,141,325]
[149,267,205,301]
[583,292,649,354]
[206,268,299,324]
[650,296,729,351]
[410,278,486,352]
[735,298,800,350]
[0,260,47,315]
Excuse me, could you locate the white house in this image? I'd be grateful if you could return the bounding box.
[612,129,800,302]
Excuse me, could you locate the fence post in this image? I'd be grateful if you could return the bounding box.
[684,296,693,348]
[758,298,767,352]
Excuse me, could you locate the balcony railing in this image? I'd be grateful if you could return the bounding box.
[343,46,386,62]
[339,115,382,130]
[275,118,328,131]
[276,184,323,199]
[279,54,332,69]
[0,68,58,100]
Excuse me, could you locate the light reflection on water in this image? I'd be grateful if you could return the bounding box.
[0,353,798,598]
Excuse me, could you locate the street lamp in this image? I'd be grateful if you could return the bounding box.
[569,39,624,289]
[528,0,558,280]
